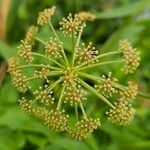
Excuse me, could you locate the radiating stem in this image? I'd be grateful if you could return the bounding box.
[18,64,62,71]
[25,71,63,81]
[77,72,101,81]
[76,60,123,71]
[80,102,87,119]
[56,85,66,110]
[75,103,78,121]
[78,72,150,99]
[76,51,121,68]
[71,29,76,67]
[34,37,46,45]
[32,52,65,68]
[47,77,63,92]
[77,78,114,108]
[76,22,85,48]
[48,21,69,66]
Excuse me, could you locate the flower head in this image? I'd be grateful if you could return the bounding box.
[19,97,35,114]
[37,6,56,25]
[8,57,21,75]
[120,81,138,100]
[59,13,82,37]
[76,42,98,65]
[25,26,38,44]
[68,117,101,140]
[33,85,54,105]
[119,39,140,74]
[106,99,135,125]
[17,40,33,63]
[45,38,63,59]
[76,12,96,22]
[95,72,118,98]
[39,109,69,132]
[63,84,86,106]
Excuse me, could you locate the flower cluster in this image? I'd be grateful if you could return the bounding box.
[25,26,38,44]
[120,81,138,100]
[8,57,28,92]
[63,84,87,106]
[33,85,54,105]
[76,42,99,65]
[59,13,82,37]
[45,38,63,59]
[119,39,140,74]
[76,12,96,22]
[8,6,140,140]
[37,6,56,25]
[68,117,100,140]
[19,97,35,114]
[38,109,69,132]
[95,72,118,98]
[106,99,135,125]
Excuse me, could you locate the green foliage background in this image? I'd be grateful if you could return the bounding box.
[0,0,150,149]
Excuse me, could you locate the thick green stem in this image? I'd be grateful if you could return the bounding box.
[32,52,65,68]
[25,71,63,81]
[76,60,123,71]
[18,64,62,71]
[77,78,114,108]
[34,37,46,45]
[76,51,121,68]
[48,21,69,66]
[80,102,87,119]
[56,85,66,110]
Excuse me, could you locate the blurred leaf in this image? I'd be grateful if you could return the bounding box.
[0,128,25,150]
[0,106,51,136]
[101,23,144,51]
[48,137,91,150]
[121,141,150,150]
[0,78,19,103]
[0,41,16,60]
[96,0,150,19]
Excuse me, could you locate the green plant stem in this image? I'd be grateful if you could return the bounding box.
[48,21,69,66]
[76,60,123,71]
[76,22,85,47]
[18,64,62,71]
[25,71,63,81]
[80,102,87,119]
[47,77,63,92]
[34,37,46,45]
[32,52,65,68]
[76,51,121,68]
[56,85,66,110]
[77,72,102,81]
[78,72,150,99]
[77,77,114,108]
[138,92,150,98]
[71,30,75,67]
[75,103,78,121]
